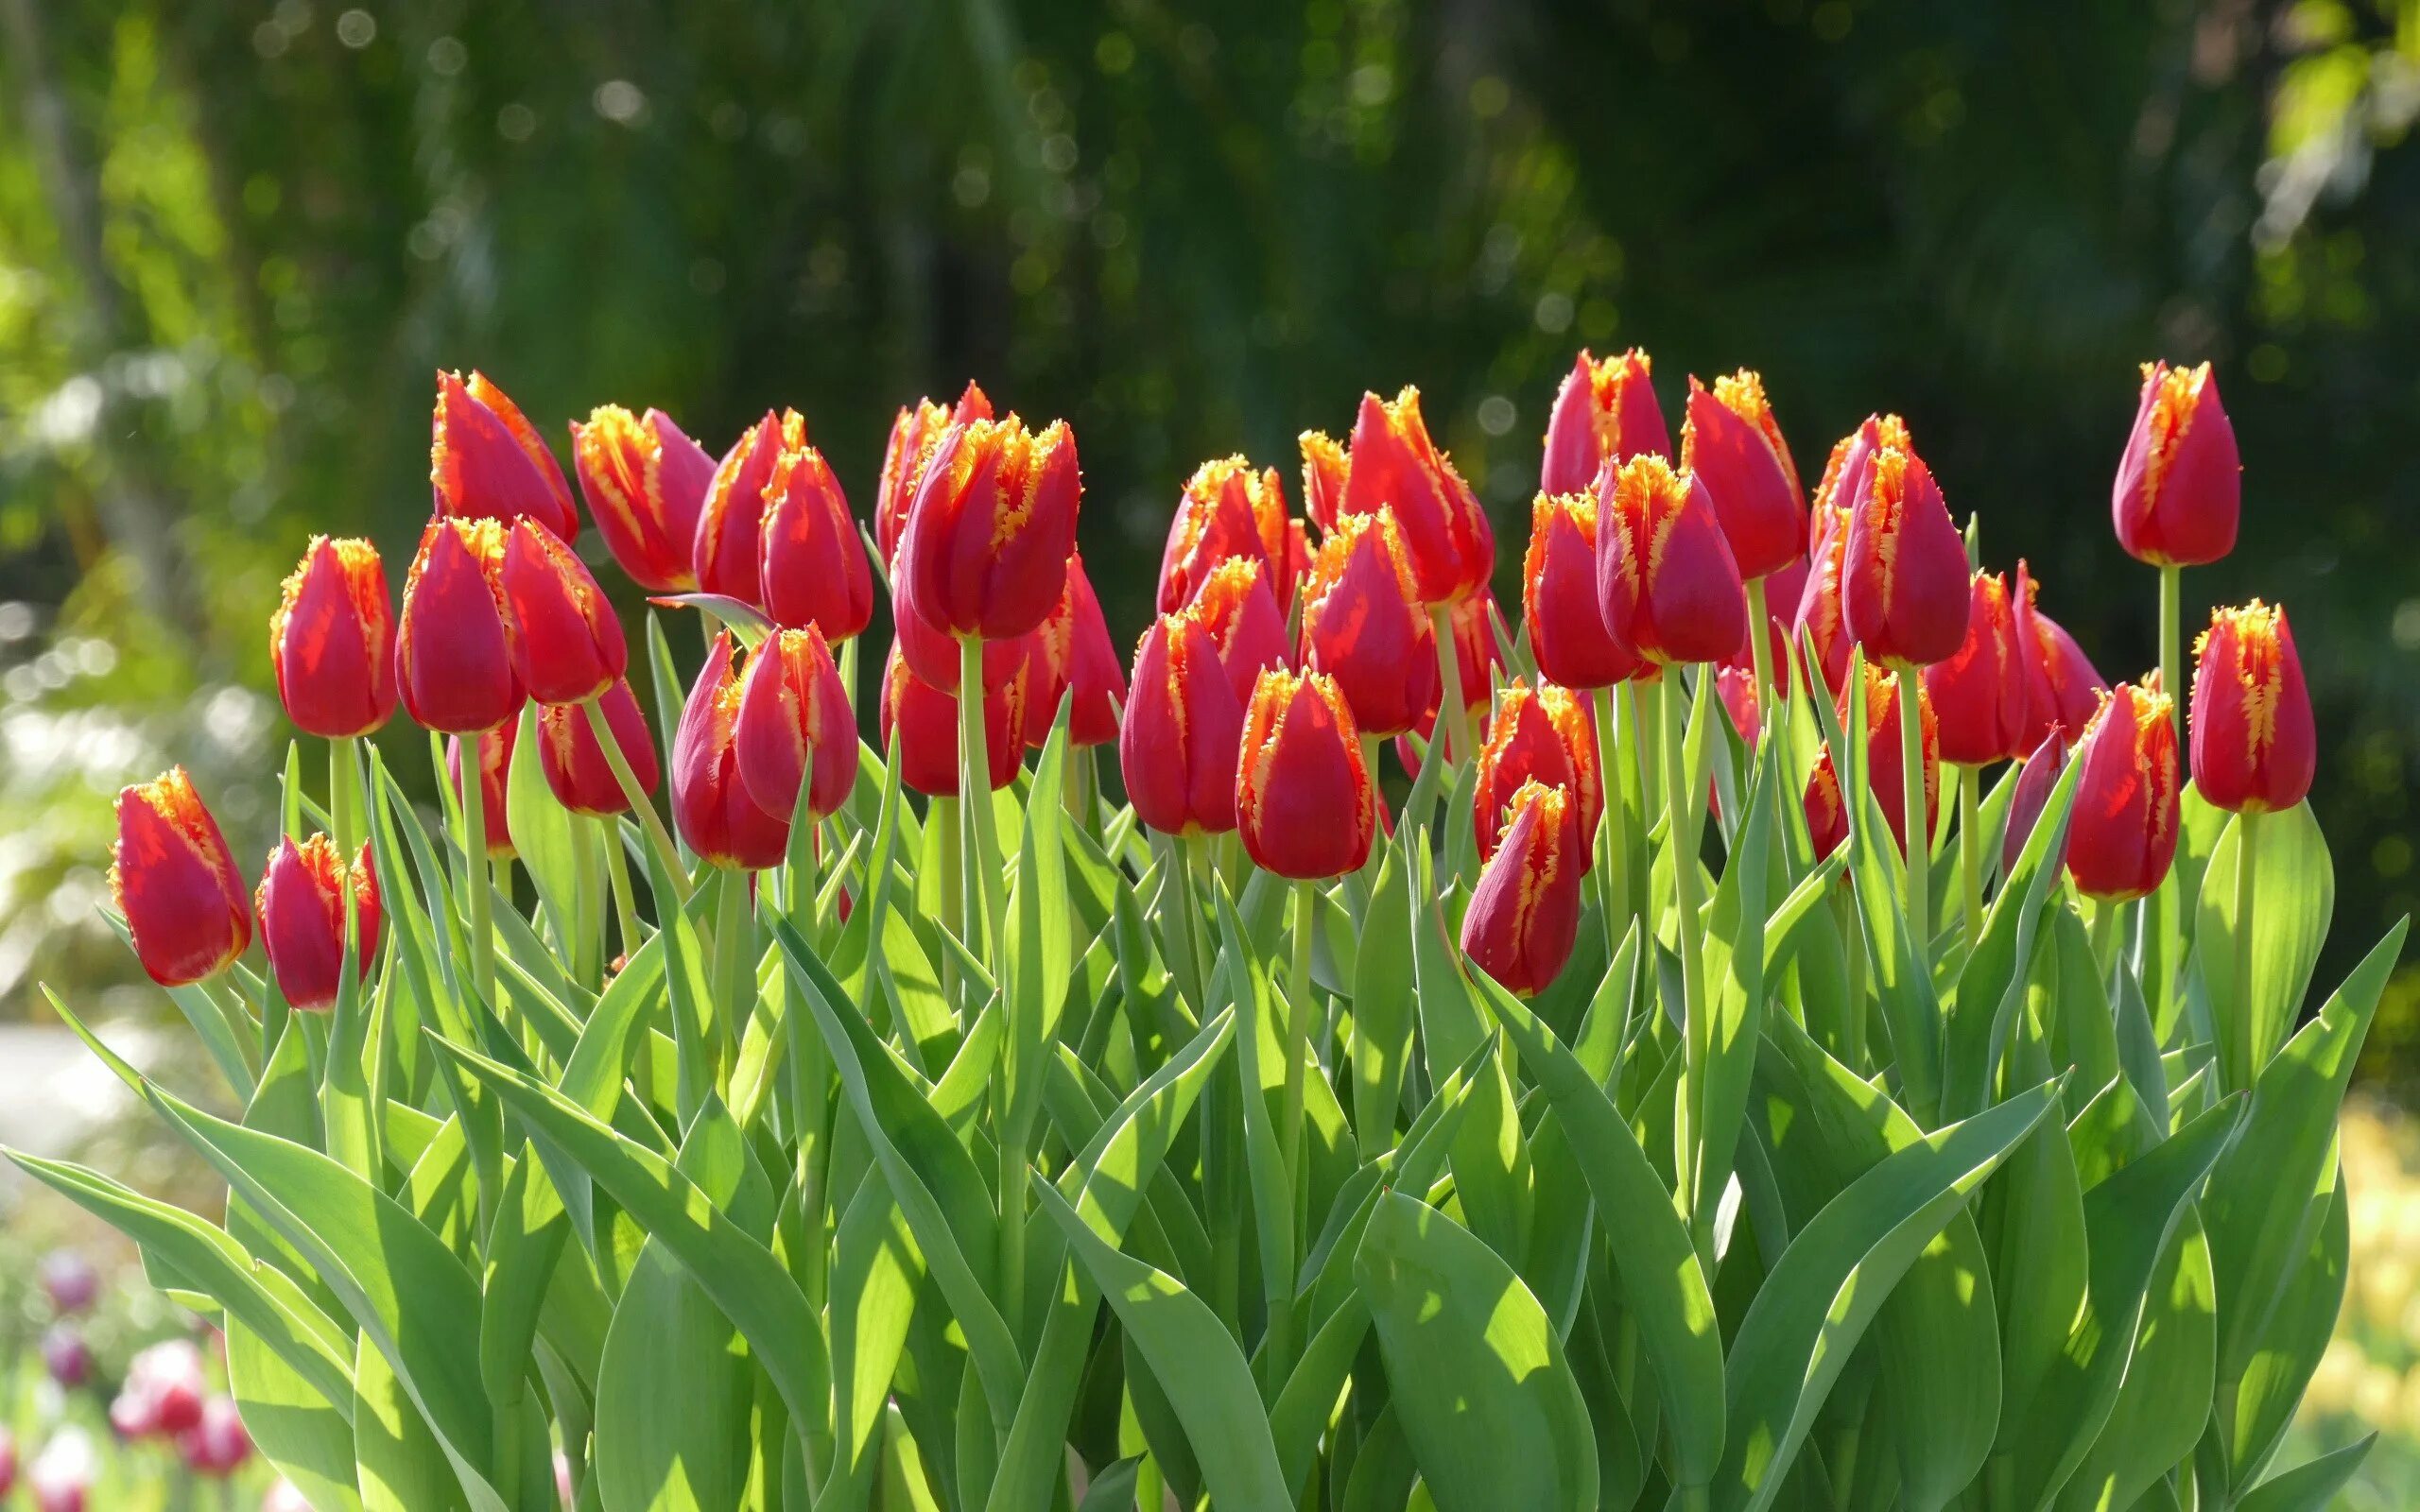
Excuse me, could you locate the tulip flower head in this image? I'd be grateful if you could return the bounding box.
[1543,348,1670,496]
[1022,552,1126,747]
[1837,662,1939,859]
[1716,663,1762,748]
[895,414,1081,643]
[1924,570,2028,766]
[1298,429,1348,534]
[1185,556,1292,704]
[1793,504,1855,696]
[2192,600,2315,814]
[2002,730,2069,875]
[271,537,397,738]
[759,444,873,642]
[42,1325,91,1389]
[256,833,380,1010]
[448,724,517,858]
[879,643,1026,798]
[28,1428,94,1512]
[40,1251,97,1315]
[688,409,806,608]
[537,679,659,816]
[674,634,792,868]
[1523,490,1641,691]
[1595,453,1749,667]
[431,370,579,540]
[876,382,993,563]
[2011,559,2106,750]
[1473,682,1584,867]
[397,518,521,733]
[502,519,628,704]
[733,626,856,822]
[1841,438,1970,671]
[1158,455,1292,613]
[120,1340,206,1436]
[1461,780,1584,997]
[1121,610,1246,839]
[1306,387,1495,605]
[1236,668,1376,880]
[1803,748,1849,860]
[571,404,716,593]
[2065,675,2181,902]
[178,1397,251,1477]
[2113,360,2239,567]
[1299,507,1441,739]
[111,768,251,987]
[1681,369,1806,580]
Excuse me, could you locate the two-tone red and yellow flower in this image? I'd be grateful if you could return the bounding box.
[875,383,993,563]
[1122,610,1246,838]
[448,724,516,859]
[733,626,856,822]
[537,679,659,816]
[1596,454,1747,666]
[894,414,1080,644]
[1473,681,1599,868]
[1542,348,1669,495]
[1302,387,1495,605]
[1681,369,1806,581]
[1808,663,1938,859]
[570,404,716,593]
[879,642,1028,798]
[2113,360,2238,567]
[759,445,873,642]
[431,370,579,540]
[396,519,519,733]
[2191,600,2314,814]
[501,520,627,704]
[271,538,396,738]
[1461,780,1583,997]
[1523,491,1642,691]
[1299,507,1440,739]
[1793,504,1854,696]
[1020,552,1125,748]
[1923,570,2028,766]
[111,769,251,987]
[2066,674,2180,902]
[255,834,379,1010]
[2011,560,2106,750]
[1185,556,1292,705]
[673,634,791,868]
[1157,456,1293,613]
[1841,436,1970,670]
[693,409,805,608]
[1237,668,1375,879]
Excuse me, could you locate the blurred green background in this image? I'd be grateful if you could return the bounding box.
[1,0,2417,1058]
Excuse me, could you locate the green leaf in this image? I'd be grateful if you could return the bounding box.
[2056,1210,2216,1512]
[227,1314,364,1512]
[353,1333,472,1511]
[2198,801,2334,1092]
[506,700,588,979]
[1689,745,1773,1240]
[2207,1170,2352,1502]
[2232,1434,2377,1512]
[1001,709,1076,1154]
[1941,752,2084,1121]
[827,1169,922,1512]
[1352,845,1416,1164]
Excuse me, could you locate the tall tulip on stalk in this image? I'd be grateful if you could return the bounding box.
[1541,347,1670,494]
[2066,674,2183,980]
[2115,360,2239,741]
[1924,569,2027,945]
[570,404,716,593]
[1683,369,1806,712]
[1523,489,1646,927]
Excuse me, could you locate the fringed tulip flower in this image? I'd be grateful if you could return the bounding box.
[1461,780,1583,997]
[1300,507,1440,738]
[1299,429,1347,534]
[2192,600,2315,813]
[110,769,251,987]
[895,414,1081,643]
[2066,675,2180,902]
[1185,556,1292,705]
[1305,387,1495,605]
[1538,682,1605,850]
[2113,360,2239,567]
[2012,560,2106,749]
[447,725,516,859]
[1804,749,1849,859]
[1121,611,1244,838]
[759,445,873,642]
[1841,438,1969,670]
[502,520,627,704]
[1681,369,1806,580]
[1717,664,1761,747]
[674,635,791,868]
[694,409,805,608]
[1236,668,1376,879]
[177,1398,251,1478]
[875,383,992,563]
[878,644,1026,799]
[271,537,396,738]
[1596,454,1748,667]
[1473,682,1582,866]
[255,833,380,1010]
[1841,662,1940,858]
[1542,348,1669,495]
[431,370,579,540]
[1924,570,2028,766]
[538,679,658,816]
[2003,731,2068,874]
[570,404,716,593]
[1523,490,1641,691]
[1158,456,1291,612]
[1794,504,1854,696]
[397,518,520,732]
[1022,552,1124,747]
[734,626,856,821]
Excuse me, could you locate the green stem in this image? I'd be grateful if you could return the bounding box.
[328,735,360,854]
[2159,563,2183,739]
[460,734,497,1006]
[1745,576,1774,720]
[1634,677,1664,817]
[1662,675,1711,1259]
[931,794,963,1011]
[1269,877,1318,1385]
[600,819,643,963]
[2089,896,2120,985]
[2232,810,2261,1092]
[1898,675,1930,956]
[581,696,688,902]
[1837,890,1868,1073]
[1427,602,1475,770]
[704,865,751,1108]
[957,635,1009,961]
[1591,685,1631,940]
[1958,763,1982,954]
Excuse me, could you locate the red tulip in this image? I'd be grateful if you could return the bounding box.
[1538,681,1605,852]
[1923,570,2028,766]
[875,383,993,563]
[502,520,627,704]
[1022,551,1125,747]
[895,414,1080,643]
[759,444,873,642]
[1793,504,1855,696]
[1299,428,1348,534]
[2066,675,2181,902]
[1716,663,1762,747]
[0,1426,12,1500]
[28,1430,89,1512]
[693,409,805,609]
[1461,780,1584,997]
[1804,749,1849,860]
[1158,456,1292,613]
[1121,610,1245,838]
[255,833,380,1010]
[878,644,1027,799]
[447,724,516,859]
[2012,559,2106,749]
[1835,662,1939,859]
[1681,369,1806,580]
[1184,555,1292,705]
[2113,360,2239,567]
[1436,589,1509,735]
[1236,667,1376,880]
[177,1397,251,1477]
[2191,600,2315,814]
[431,370,579,540]
[1299,507,1441,738]
[570,404,716,593]
[1763,554,1811,632]
[397,518,520,733]
[1473,681,1581,866]
[1596,453,1748,666]
[674,634,791,868]
[110,768,251,987]
[1523,490,1641,691]
[1308,387,1495,606]
[2002,731,2069,875]
[1542,348,1670,495]
[1841,437,1970,670]
[121,1340,205,1435]
[271,537,397,738]
[537,678,659,816]
[733,626,856,822]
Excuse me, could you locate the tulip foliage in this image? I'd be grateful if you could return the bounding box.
[13,362,2403,1512]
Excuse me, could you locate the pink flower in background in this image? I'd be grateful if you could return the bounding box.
[41,1325,91,1389]
[29,1428,94,1512]
[112,1339,206,1438]
[39,1250,98,1314]
[178,1396,253,1476]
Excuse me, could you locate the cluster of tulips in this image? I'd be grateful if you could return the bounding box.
[24,336,2398,1512]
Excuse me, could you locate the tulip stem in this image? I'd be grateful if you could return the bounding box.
[1634,679,1663,817]
[1591,686,1631,941]
[1899,679,1930,959]
[580,696,688,903]
[1958,764,1983,954]
[1746,576,1775,718]
[1428,603,1475,771]
[1272,877,1318,1384]
[1662,673,1712,1263]
[957,636,1009,961]
[932,795,963,1011]
[600,819,643,963]
[2232,810,2261,1091]
[2159,564,2183,740]
[460,738,498,1007]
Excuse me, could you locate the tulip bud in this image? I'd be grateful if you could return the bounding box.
[1596,454,1748,666]
[447,724,516,858]
[732,626,856,822]
[1841,439,1970,670]
[878,644,1024,798]
[2002,731,2068,875]
[1716,664,1761,748]
[673,634,792,868]
[111,768,251,987]
[875,383,993,563]
[1923,570,2028,766]
[693,409,806,608]
[1158,456,1292,613]
[502,519,628,704]
[1542,348,1670,496]
[270,537,397,738]
[1298,429,1348,534]
[1472,682,1582,867]
[570,404,716,593]
[537,678,659,816]
[42,1326,91,1389]
[1538,682,1605,852]
[1461,780,1583,997]
[431,370,580,540]
[2113,360,2239,567]
[1830,663,1939,859]
[1021,552,1125,748]
[2191,600,2315,814]
[2011,560,2106,750]
[1236,668,1376,880]
[125,1341,205,1435]
[2066,675,2180,902]
[29,1428,93,1512]
[255,833,380,1010]
[1804,749,1849,860]
[178,1397,251,1477]
[1332,387,1495,606]
[1299,507,1441,738]
[1815,413,1909,518]
[895,415,1081,643]
[1121,611,1246,838]
[1681,369,1806,580]
[397,518,521,733]
[1184,556,1292,705]
[1793,504,1854,696]
[1522,491,1642,691]
[40,1251,97,1315]
[753,445,874,643]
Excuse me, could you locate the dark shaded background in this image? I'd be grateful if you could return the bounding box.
[2,0,2414,1073]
